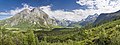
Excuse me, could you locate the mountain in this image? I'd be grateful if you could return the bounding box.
[94,10,120,26]
[80,13,99,26]
[55,19,72,27]
[53,17,82,27]
[54,18,76,27]
[0,8,58,29]
[54,13,98,27]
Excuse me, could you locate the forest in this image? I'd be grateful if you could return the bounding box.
[0,19,120,45]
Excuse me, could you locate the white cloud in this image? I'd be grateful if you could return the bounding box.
[0,12,10,15]
[40,0,120,22]
[0,4,34,15]
[9,4,34,15]
[40,5,99,21]
[40,5,85,21]
[76,0,120,15]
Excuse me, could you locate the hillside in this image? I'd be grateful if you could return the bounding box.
[32,19,120,45]
[94,10,120,26]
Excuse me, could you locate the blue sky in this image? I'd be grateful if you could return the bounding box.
[0,0,120,21]
[0,0,86,12]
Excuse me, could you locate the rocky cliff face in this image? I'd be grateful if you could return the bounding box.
[80,13,99,26]
[0,8,57,28]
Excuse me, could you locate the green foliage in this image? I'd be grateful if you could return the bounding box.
[1,20,120,45]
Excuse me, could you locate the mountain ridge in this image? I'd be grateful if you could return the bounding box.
[94,10,120,26]
[0,8,58,29]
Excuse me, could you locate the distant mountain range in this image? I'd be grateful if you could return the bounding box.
[80,13,99,26]
[0,7,120,29]
[54,18,76,27]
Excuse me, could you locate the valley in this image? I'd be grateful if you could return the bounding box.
[1,19,120,45]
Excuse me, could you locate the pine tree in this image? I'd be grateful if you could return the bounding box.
[26,30,36,45]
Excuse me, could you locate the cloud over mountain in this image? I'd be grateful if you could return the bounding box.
[40,5,85,21]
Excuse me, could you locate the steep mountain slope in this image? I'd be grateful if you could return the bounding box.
[94,10,120,26]
[0,8,58,29]
[80,13,98,26]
